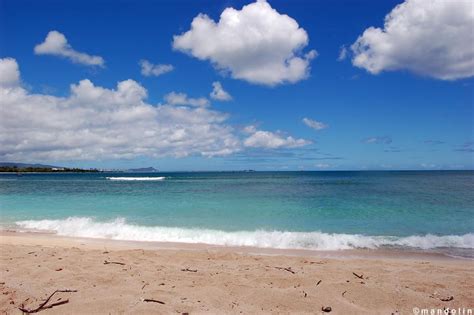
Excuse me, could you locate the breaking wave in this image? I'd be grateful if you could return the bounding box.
[106,177,166,181]
[14,217,474,251]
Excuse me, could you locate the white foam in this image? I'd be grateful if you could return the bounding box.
[106,177,165,181]
[15,217,474,251]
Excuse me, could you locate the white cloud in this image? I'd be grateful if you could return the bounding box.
[172,0,317,86]
[337,45,348,61]
[210,81,232,101]
[363,136,392,144]
[0,58,309,161]
[351,0,474,80]
[244,130,311,149]
[0,57,20,87]
[139,59,174,77]
[0,58,240,161]
[302,117,328,130]
[242,125,257,134]
[420,163,438,169]
[164,91,210,107]
[34,30,104,67]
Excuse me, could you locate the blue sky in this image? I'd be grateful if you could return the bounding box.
[0,0,473,170]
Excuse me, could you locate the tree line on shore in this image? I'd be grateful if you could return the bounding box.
[0,166,100,173]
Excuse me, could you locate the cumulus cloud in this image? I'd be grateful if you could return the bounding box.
[363,136,392,144]
[302,117,328,130]
[139,59,174,77]
[0,57,20,87]
[0,58,309,161]
[0,58,239,160]
[164,91,210,107]
[34,31,105,67]
[351,0,474,80]
[210,81,232,101]
[244,130,311,149]
[172,0,317,86]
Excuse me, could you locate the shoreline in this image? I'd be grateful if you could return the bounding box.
[1,229,472,261]
[1,230,473,313]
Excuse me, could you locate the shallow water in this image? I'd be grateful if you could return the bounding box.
[1,171,473,255]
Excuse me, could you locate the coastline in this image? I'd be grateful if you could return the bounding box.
[1,231,473,314]
[0,230,468,261]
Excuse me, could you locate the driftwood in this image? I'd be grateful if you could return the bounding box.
[181,268,197,272]
[143,298,165,304]
[342,290,347,297]
[104,260,125,266]
[274,267,296,274]
[316,280,322,286]
[440,296,454,302]
[352,272,364,279]
[18,289,77,313]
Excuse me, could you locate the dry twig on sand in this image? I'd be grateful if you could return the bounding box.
[104,260,125,266]
[274,266,296,274]
[142,298,165,304]
[18,289,77,313]
[352,272,364,279]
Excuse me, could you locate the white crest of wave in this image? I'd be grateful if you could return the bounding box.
[106,177,165,181]
[15,217,474,251]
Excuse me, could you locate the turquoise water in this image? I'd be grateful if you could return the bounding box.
[0,171,473,255]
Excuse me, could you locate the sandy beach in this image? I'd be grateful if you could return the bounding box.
[0,231,472,314]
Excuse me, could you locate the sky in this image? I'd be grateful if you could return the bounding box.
[0,0,473,171]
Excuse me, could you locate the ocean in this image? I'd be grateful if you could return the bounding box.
[0,171,473,257]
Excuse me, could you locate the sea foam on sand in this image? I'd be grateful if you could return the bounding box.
[15,217,474,251]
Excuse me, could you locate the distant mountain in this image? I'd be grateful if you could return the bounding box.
[127,167,159,172]
[0,162,61,168]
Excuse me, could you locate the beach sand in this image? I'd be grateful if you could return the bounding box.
[0,232,472,314]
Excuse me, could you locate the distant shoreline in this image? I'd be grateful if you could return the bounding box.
[1,169,473,173]
[0,167,100,173]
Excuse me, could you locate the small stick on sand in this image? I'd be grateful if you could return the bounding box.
[104,260,125,266]
[352,272,364,279]
[181,268,197,272]
[316,280,322,286]
[274,267,296,274]
[18,289,77,313]
[142,298,165,304]
[342,290,347,297]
